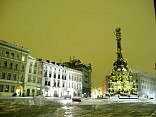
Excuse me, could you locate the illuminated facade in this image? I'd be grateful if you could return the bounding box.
[132,69,156,99]
[0,40,30,96]
[39,60,82,97]
[62,57,92,97]
[24,56,38,96]
[106,28,138,96]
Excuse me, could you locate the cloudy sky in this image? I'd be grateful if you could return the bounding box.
[0,0,155,87]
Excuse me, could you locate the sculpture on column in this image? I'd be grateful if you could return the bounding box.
[107,28,137,96]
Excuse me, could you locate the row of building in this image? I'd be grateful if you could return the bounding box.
[0,40,92,97]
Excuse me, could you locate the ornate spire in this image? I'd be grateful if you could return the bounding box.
[113,27,128,71]
[115,27,123,60]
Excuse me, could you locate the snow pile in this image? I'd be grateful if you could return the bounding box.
[11,96,60,106]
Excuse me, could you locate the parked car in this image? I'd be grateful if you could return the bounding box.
[64,95,71,99]
[72,97,81,102]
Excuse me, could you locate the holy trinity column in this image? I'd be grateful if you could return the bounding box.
[107,28,137,96]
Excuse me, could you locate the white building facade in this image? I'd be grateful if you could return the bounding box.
[132,69,156,99]
[24,56,38,96]
[40,60,82,97]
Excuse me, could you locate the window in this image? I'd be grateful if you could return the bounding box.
[16,55,19,60]
[35,62,37,67]
[33,76,36,83]
[22,56,25,61]
[0,85,4,92]
[58,74,60,79]
[48,81,50,86]
[44,71,47,77]
[62,83,64,87]
[5,51,9,57]
[3,61,7,68]
[9,62,13,69]
[49,73,52,78]
[20,65,25,72]
[11,53,14,58]
[11,86,15,92]
[54,73,56,78]
[19,75,23,82]
[45,81,47,85]
[1,72,5,79]
[7,73,11,80]
[57,82,60,87]
[28,76,31,82]
[34,70,37,74]
[29,67,32,73]
[5,85,9,92]
[54,82,56,87]
[12,74,16,81]
[14,64,18,70]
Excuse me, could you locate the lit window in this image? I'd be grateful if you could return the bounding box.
[5,85,9,92]
[22,56,25,61]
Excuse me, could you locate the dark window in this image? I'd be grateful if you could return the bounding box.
[5,51,9,57]
[0,85,4,92]
[62,83,64,87]
[48,81,50,86]
[12,74,16,81]
[45,81,47,85]
[11,86,15,92]
[16,55,19,60]
[49,73,51,78]
[11,53,14,58]
[34,70,36,74]
[29,68,32,73]
[3,61,7,68]
[28,76,31,82]
[9,62,13,69]
[35,62,37,67]
[54,73,56,78]
[1,72,5,79]
[5,85,9,92]
[20,65,25,72]
[54,82,56,87]
[58,74,60,79]
[33,77,35,83]
[7,73,11,80]
[57,82,59,87]
[14,64,18,70]
[44,71,47,77]
[19,75,23,82]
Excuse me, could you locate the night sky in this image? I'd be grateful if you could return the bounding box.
[0,0,155,87]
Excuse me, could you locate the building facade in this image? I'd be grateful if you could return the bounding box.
[0,40,30,96]
[24,56,38,96]
[0,40,84,97]
[39,60,82,97]
[132,69,156,99]
[62,57,92,97]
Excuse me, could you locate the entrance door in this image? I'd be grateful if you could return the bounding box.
[27,89,30,96]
